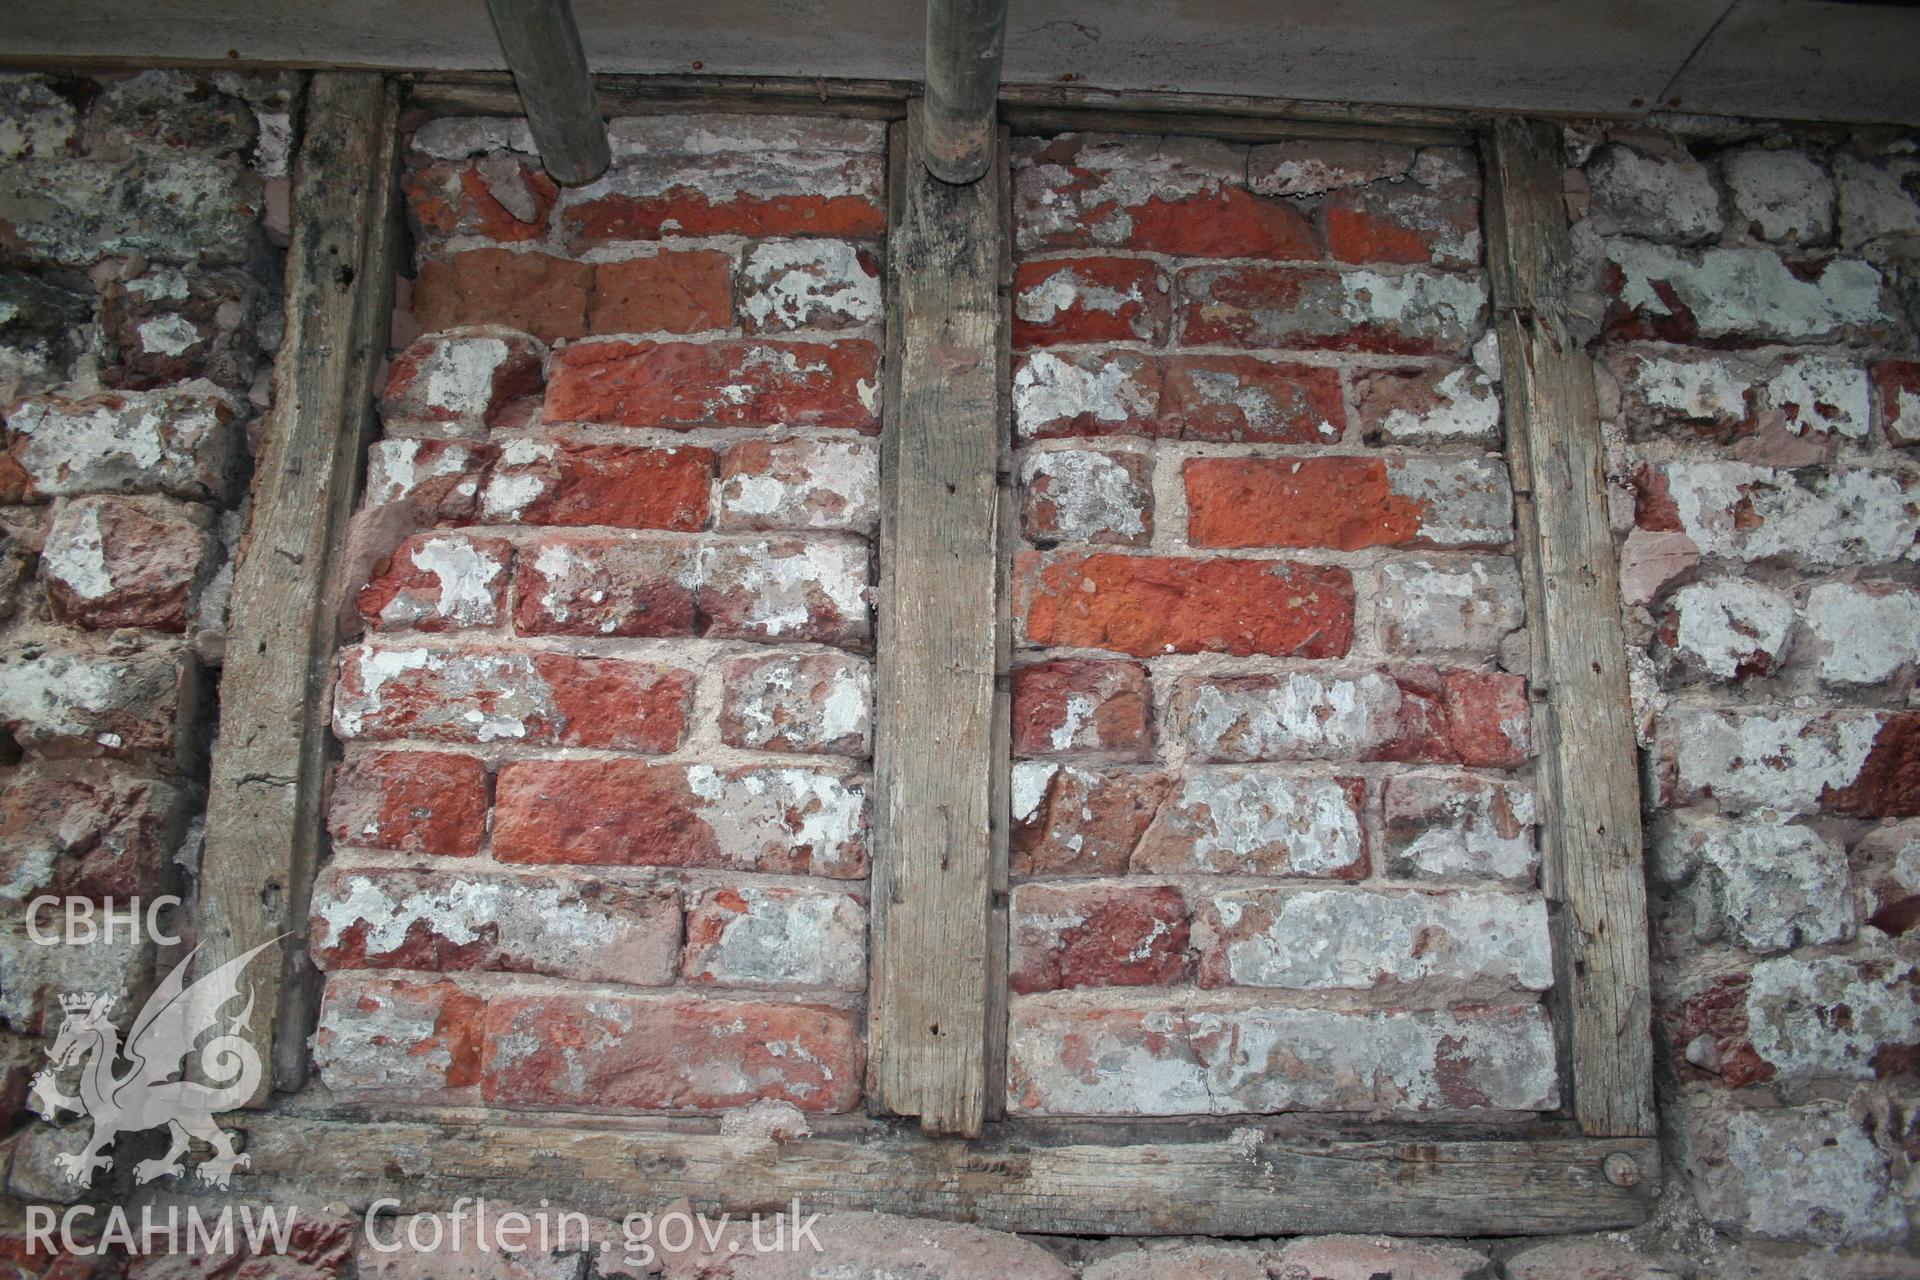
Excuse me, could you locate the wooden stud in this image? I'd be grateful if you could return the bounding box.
[1484,117,1657,1139]
[483,0,611,185]
[867,103,1010,1137]
[230,1112,1659,1237]
[195,71,402,1102]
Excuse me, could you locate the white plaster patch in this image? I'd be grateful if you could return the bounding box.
[136,313,202,358]
[1661,462,1919,567]
[1804,582,1920,685]
[1667,709,1882,813]
[40,503,112,600]
[1631,355,1751,422]
[1667,579,1796,680]
[1013,352,1156,438]
[1766,356,1871,439]
[1209,888,1553,993]
[1604,241,1884,343]
[741,240,880,331]
[1020,449,1148,542]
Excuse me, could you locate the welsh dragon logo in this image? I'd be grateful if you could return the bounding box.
[28,939,278,1190]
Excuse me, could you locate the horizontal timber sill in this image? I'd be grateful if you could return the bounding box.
[225,1105,1659,1237]
[402,72,1482,143]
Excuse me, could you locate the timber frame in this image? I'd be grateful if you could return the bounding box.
[195,69,1661,1237]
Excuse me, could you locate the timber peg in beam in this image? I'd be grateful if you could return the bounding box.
[923,0,1007,183]
[483,0,611,185]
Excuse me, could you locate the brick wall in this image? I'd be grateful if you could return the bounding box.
[1002,134,1558,1119]
[1,74,1918,1278]
[0,69,289,1139]
[305,113,884,1115]
[1571,128,1920,1248]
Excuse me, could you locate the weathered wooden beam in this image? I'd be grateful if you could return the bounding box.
[1484,117,1657,1139]
[922,0,1007,182]
[868,103,1010,1137]
[483,0,610,185]
[194,71,402,1102]
[401,73,1482,147]
[226,1111,1659,1237]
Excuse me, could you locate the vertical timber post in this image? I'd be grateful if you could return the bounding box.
[196,72,403,1101]
[868,101,1011,1136]
[1485,117,1658,1140]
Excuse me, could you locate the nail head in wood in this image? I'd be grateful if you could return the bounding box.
[1603,1152,1642,1187]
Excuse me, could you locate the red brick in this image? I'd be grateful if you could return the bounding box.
[1012,764,1171,877]
[588,251,734,335]
[313,974,484,1092]
[719,651,871,756]
[1129,770,1368,877]
[1322,149,1481,269]
[1351,364,1502,447]
[412,249,593,345]
[1161,356,1345,444]
[1012,350,1164,441]
[1016,135,1319,259]
[1178,264,1487,356]
[310,866,681,984]
[480,441,712,529]
[1012,658,1151,758]
[1874,358,1920,446]
[1172,668,1532,768]
[41,494,216,632]
[326,750,490,856]
[380,328,546,426]
[332,643,693,752]
[512,536,696,637]
[738,239,882,334]
[363,438,491,521]
[406,158,558,246]
[1599,242,1891,347]
[356,533,511,633]
[0,646,193,761]
[561,164,885,249]
[493,759,868,877]
[7,385,240,503]
[1010,883,1190,993]
[1823,712,1920,818]
[682,885,867,991]
[98,267,257,393]
[1019,551,1354,658]
[0,763,186,902]
[544,338,880,431]
[1247,140,1417,196]
[716,437,879,533]
[1007,998,1558,1116]
[1190,886,1551,995]
[1013,257,1171,349]
[484,992,863,1112]
[1185,456,1511,551]
[699,538,871,649]
[1664,971,1773,1087]
[1020,447,1153,546]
